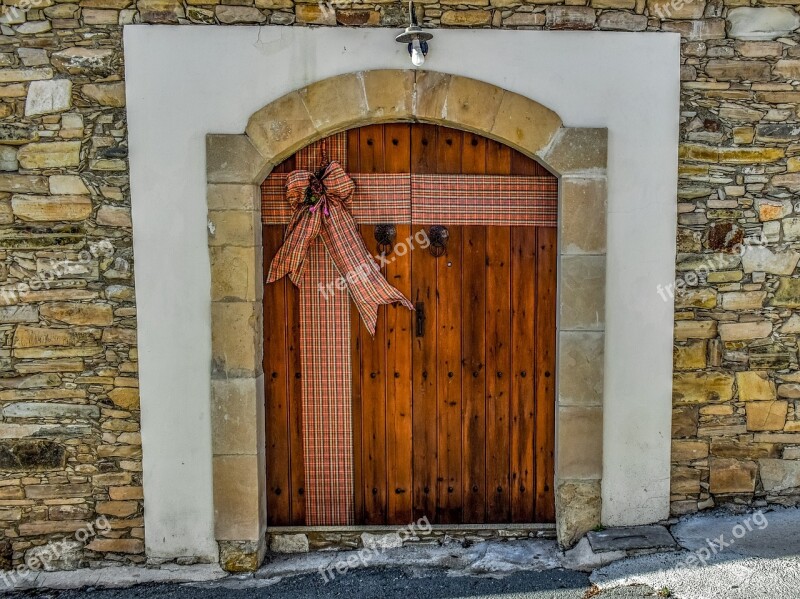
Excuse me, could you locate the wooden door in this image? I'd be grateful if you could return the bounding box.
[264,124,557,527]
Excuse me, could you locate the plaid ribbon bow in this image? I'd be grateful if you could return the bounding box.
[266,161,414,336]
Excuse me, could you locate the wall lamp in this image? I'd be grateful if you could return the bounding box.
[395,0,433,67]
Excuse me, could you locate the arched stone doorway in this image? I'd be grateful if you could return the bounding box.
[206,70,607,571]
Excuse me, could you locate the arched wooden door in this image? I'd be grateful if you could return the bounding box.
[263,124,557,527]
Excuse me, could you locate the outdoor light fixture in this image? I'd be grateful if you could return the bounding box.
[395,0,432,67]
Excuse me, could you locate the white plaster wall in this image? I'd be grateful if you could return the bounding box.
[125,26,680,558]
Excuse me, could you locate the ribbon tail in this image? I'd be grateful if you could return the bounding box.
[320,206,414,338]
[266,210,322,286]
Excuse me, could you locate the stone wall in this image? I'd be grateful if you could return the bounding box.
[1,0,800,568]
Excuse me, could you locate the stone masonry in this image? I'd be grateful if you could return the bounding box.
[0,0,799,570]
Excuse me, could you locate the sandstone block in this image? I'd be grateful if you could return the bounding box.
[441,10,491,26]
[673,372,735,404]
[108,387,139,410]
[85,538,144,554]
[746,401,788,431]
[40,302,113,326]
[737,371,777,401]
[81,82,126,107]
[11,194,91,222]
[25,80,72,117]
[719,320,772,341]
[545,6,595,29]
[709,458,757,493]
[17,141,81,169]
[648,0,704,19]
[674,341,706,370]
[672,439,709,462]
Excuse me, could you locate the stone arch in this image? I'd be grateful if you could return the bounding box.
[206,70,608,571]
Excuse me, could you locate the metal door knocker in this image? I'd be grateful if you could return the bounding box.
[428,225,449,257]
[374,224,396,256]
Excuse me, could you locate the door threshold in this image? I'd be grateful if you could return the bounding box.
[267,523,557,553]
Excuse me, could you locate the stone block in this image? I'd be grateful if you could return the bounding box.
[246,91,317,165]
[51,47,115,76]
[558,331,603,406]
[40,302,113,326]
[672,439,709,462]
[597,11,647,31]
[736,371,777,401]
[545,6,596,30]
[440,10,491,26]
[211,246,261,303]
[270,533,310,553]
[556,480,601,548]
[108,387,139,410]
[0,440,65,471]
[2,402,98,419]
[300,73,368,136]
[413,70,451,124]
[215,5,266,23]
[675,288,717,309]
[362,70,414,123]
[11,194,91,222]
[648,0,704,18]
[208,210,260,248]
[97,205,131,227]
[211,376,263,455]
[491,90,562,158]
[674,341,707,370]
[673,406,698,438]
[219,539,265,572]
[673,372,735,404]
[17,141,80,169]
[540,128,607,175]
[214,455,264,541]
[207,135,265,185]
[85,538,144,554]
[25,483,91,499]
[49,175,88,195]
[759,458,800,492]
[81,82,126,107]
[709,458,757,494]
[770,277,800,308]
[674,320,717,340]
[295,4,336,25]
[211,301,262,377]
[559,255,605,331]
[25,80,72,117]
[721,291,766,310]
[742,246,799,275]
[746,401,788,432]
[207,184,259,212]
[728,8,800,41]
[557,406,602,480]
[719,320,772,341]
[671,465,701,494]
[442,75,504,137]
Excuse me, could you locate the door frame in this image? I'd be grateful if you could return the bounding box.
[206,70,607,570]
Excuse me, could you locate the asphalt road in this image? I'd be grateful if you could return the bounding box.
[8,569,662,599]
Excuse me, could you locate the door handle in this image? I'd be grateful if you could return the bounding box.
[415,302,425,337]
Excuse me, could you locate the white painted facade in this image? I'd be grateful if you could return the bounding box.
[124,26,680,559]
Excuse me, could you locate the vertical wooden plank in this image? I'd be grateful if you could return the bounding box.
[436,127,462,175]
[461,132,487,175]
[485,227,512,523]
[383,124,414,524]
[486,140,512,176]
[359,125,385,174]
[534,227,557,523]
[461,225,486,523]
[350,280,365,525]
[286,256,305,525]
[411,124,437,174]
[264,225,290,526]
[359,225,388,525]
[510,227,536,523]
[347,128,360,173]
[436,227,462,524]
[411,123,438,522]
